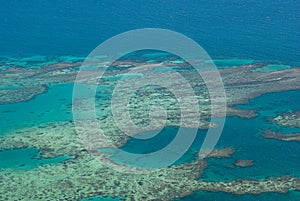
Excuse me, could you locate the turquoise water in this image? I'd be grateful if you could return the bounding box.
[0,147,69,169]
[251,64,291,72]
[0,84,73,135]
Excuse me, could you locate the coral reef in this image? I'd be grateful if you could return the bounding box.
[234,160,254,167]
[270,111,300,128]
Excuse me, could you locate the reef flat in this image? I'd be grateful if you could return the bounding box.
[270,111,300,128]
[0,122,300,200]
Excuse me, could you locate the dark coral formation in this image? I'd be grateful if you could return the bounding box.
[263,130,300,142]
[234,160,254,167]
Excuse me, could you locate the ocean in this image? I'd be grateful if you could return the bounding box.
[0,0,299,62]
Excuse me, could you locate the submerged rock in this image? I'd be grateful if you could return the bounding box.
[234,160,254,168]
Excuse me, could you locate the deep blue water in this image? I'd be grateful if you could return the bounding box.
[0,0,299,62]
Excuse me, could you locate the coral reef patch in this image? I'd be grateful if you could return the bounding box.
[270,111,300,128]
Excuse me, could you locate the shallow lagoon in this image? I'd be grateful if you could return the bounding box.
[0,147,69,169]
[0,84,73,135]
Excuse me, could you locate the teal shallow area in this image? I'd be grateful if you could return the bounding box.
[251,64,291,72]
[0,147,69,169]
[0,84,73,135]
